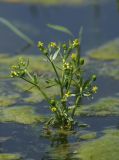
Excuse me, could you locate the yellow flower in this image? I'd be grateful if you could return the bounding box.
[37,41,44,48]
[71,53,77,60]
[63,62,70,70]
[65,91,71,98]
[72,39,80,47]
[50,42,57,48]
[92,86,98,93]
[10,71,18,77]
[11,65,18,69]
[51,107,57,112]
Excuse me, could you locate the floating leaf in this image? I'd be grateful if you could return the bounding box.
[47,24,73,36]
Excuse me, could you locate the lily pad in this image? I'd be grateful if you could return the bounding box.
[0,153,21,160]
[75,129,119,160]
[76,97,119,116]
[0,106,45,124]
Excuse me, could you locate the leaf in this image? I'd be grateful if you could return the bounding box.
[0,17,34,45]
[33,73,38,84]
[52,47,60,60]
[47,24,73,36]
[78,26,83,43]
[83,79,91,89]
[45,84,57,88]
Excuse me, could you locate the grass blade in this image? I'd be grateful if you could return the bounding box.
[47,24,73,36]
[0,17,34,45]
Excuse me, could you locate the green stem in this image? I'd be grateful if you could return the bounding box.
[71,96,81,118]
[47,55,63,97]
[26,70,34,81]
[66,69,73,92]
[76,46,80,66]
[21,77,50,103]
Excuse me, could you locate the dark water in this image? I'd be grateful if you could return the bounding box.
[0,0,119,159]
[0,116,119,160]
[0,0,119,55]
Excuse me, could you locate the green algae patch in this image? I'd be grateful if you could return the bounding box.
[75,129,119,160]
[76,97,119,116]
[80,132,97,140]
[86,59,119,80]
[0,96,18,107]
[103,129,119,136]
[0,106,45,124]
[89,39,119,61]
[0,153,21,160]
[0,54,53,74]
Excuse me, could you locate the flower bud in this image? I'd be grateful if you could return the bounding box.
[50,42,57,48]
[51,107,57,112]
[37,41,44,50]
[43,49,48,55]
[50,99,56,106]
[80,58,84,65]
[92,75,97,81]
[72,39,80,48]
[62,44,67,50]
[71,53,76,61]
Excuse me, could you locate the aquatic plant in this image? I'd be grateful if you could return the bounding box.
[10,39,97,130]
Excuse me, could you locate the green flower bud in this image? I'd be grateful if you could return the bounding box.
[80,58,84,65]
[50,42,57,48]
[50,99,56,106]
[92,75,97,81]
[51,107,57,112]
[43,49,48,55]
[72,39,80,48]
[62,44,67,50]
